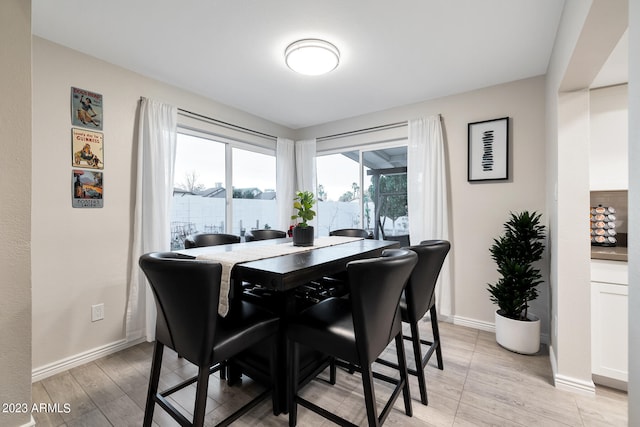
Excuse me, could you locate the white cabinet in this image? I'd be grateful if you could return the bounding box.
[591,260,628,388]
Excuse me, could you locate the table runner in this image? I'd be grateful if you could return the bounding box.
[196,236,363,316]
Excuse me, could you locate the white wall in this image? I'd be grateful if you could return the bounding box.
[297,76,549,333]
[0,2,32,426]
[31,37,293,374]
[590,84,628,190]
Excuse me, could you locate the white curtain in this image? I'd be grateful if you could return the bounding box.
[126,98,177,341]
[407,116,452,317]
[295,139,317,193]
[276,137,295,231]
[295,139,317,228]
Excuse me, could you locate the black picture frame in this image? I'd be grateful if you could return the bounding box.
[467,117,509,182]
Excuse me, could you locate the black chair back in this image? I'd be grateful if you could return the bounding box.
[404,240,450,324]
[139,252,222,366]
[245,229,286,242]
[329,228,372,239]
[347,248,417,362]
[184,232,241,248]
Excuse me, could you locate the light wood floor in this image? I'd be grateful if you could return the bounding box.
[32,320,628,426]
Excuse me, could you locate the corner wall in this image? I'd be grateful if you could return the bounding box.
[0,1,32,426]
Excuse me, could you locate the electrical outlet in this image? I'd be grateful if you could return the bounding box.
[91,303,104,322]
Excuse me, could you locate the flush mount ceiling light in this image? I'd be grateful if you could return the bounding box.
[285,39,340,76]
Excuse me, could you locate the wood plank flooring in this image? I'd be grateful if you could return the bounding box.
[32,321,628,426]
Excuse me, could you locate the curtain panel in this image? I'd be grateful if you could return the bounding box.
[276,137,295,231]
[126,98,177,341]
[295,139,318,229]
[407,116,452,317]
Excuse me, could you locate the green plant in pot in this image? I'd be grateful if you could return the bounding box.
[488,211,546,354]
[291,190,316,247]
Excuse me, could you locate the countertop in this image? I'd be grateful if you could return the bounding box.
[591,245,628,262]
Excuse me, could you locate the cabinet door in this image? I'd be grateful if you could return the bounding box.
[591,282,628,382]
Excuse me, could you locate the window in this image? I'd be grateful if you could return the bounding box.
[170,132,276,248]
[316,144,408,243]
[316,151,361,236]
[232,147,277,236]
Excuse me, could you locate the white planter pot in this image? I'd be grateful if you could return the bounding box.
[494,310,541,355]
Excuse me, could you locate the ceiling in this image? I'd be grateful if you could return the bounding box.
[32,1,568,129]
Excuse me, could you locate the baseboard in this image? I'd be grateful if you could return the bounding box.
[452,315,495,332]
[32,337,146,383]
[592,374,628,392]
[452,315,549,344]
[549,344,558,377]
[554,373,596,395]
[549,345,596,395]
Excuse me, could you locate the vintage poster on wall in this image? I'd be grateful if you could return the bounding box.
[71,87,103,130]
[72,169,103,208]
[71,128,104,169]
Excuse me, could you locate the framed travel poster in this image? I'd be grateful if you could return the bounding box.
[468,117,509,182]
[71,87,103,130]
[72,169,103,208]
[71,128,104,169]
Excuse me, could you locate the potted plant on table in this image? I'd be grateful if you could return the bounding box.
[488,211,546,354]
[291,190,316,247]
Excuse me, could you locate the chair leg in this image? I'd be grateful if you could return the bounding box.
[143,342,164,427]
[410,321,428,405]
[395,333,413,416]
[288,342,299,427]
[430,306,444,370]
[329,357,337,385]
[192,366,212,427]
[360,363,380,427]
[219,360,227,380]
[270,340,279,416]
[226,360,242,386]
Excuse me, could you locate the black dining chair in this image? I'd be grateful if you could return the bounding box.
[244,229,287,242]
[139,252,279,427]
[376,240,450,405]
[287,248,418,427]
[184,232,241,248]
[180,232,242,379]
[319,228,373,294]
[241,229,286,306]
[329,228,373,239]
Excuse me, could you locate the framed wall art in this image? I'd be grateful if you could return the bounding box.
[71,87,103,130]
[71,128,104,169]
[467,117,509,182]
[72,169,103,208]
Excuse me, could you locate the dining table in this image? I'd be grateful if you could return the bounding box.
[175,236,400,414]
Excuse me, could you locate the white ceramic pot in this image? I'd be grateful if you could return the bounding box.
[494,310,541,355]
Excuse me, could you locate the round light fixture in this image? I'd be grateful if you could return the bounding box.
[285,39,340,76]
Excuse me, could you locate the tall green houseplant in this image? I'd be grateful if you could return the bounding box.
[488,211,546,321]
[291,190,316,227]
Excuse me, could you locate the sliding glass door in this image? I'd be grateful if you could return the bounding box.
[316,143,408,244]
